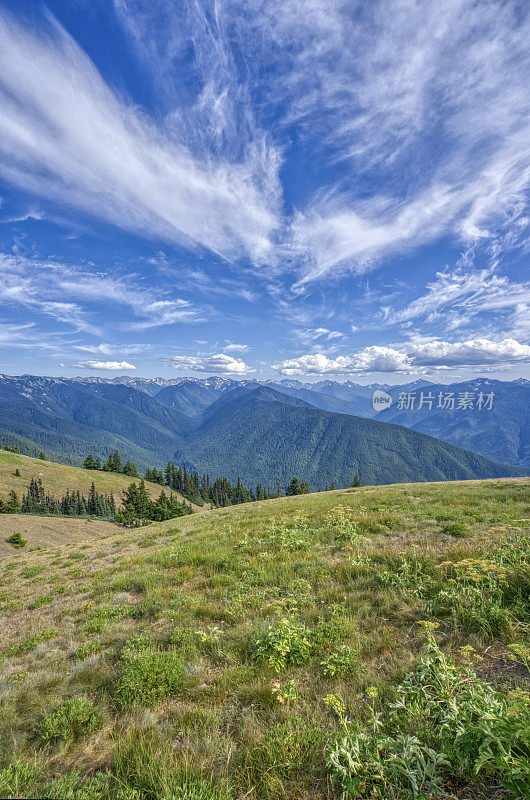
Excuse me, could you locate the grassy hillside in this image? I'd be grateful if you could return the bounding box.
[0,478,528,799]
[0,451,202,511]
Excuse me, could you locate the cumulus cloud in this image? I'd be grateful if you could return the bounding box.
[165,353,253,374]
[274,347,411,375]
[274,338,530,375]
[73,360,136,370]
[408,338,530,367]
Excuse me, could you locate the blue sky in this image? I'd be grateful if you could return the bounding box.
[0,0,529,383]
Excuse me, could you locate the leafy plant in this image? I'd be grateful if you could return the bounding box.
[6,532,26,548]
[36,698,102,745]
[251,618,313,672]
[271,679,299,705]
[329,732,449,799]
[321,645,357,677]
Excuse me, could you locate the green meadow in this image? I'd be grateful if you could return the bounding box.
[0,478,529,799]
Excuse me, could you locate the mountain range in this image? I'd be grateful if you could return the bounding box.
[0,374,525,488]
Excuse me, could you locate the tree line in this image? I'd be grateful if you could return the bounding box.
[0,476,192,524]
[0,478,117,518]
[82,449,362,507]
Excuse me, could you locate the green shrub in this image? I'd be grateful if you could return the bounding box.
[21,565,44,578]
[36,698,102,745]
[321,645,357,678]
[251,618,313,672]
[3,628,58,657]
[328,634,530,799]
[6,533,26,549]
[0,761,40,798]
[30,594,53,609]
[115,650,185,706]
[119,634,152,661]
[75,640,104,659]
[442,521,467,537]
[329,732,448,799]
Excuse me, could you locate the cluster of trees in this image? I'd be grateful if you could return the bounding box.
[1,478,117,518]
[82,449,361,508]
[115,480,192,524]
[83,450,138,477]
[161,462,281,507]
[285,477,310,495]
[0,490,22,513]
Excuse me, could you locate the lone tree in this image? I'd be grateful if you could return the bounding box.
[350,473,361,487]
[83,454,98,470]
[38,451,46,460]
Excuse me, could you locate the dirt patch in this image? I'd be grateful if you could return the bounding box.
[0,514,121,557]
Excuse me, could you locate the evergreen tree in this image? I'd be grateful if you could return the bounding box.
[350,473,361,487]
[38,451,46,460]
[83,454,98,470]
[123,460,138,477]
[111,450,122,473]
[286,477,300,496]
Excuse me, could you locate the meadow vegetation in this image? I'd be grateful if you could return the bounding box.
[0,478,528,799]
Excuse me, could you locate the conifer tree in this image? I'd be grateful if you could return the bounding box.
[83,454,98,470]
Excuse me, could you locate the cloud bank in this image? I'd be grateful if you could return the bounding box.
[73,360,136,371]
[274,339,530,375]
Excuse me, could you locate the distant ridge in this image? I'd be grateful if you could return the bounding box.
[0,375,525,486]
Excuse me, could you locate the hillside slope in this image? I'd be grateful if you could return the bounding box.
[0,450,201,510]
[176,386,523,487]
[0,478,528,799]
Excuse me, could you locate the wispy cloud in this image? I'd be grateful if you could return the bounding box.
[0,252,203,332]
[224,343,249,352]
[0,9,281,264]
[385,266,530,338]
[2,2,529,284]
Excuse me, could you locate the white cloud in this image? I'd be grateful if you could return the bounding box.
[0,10,281,264]
[408,338,530,367]
[273,0,530,282]
[224,343,249,351]
[1,1,529,293]
[166,353,253,374]
[274,348,411,375]
[0,252,203,332]
[384,266,530,338]
[73,360,136,371]
[274,338,530,375]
